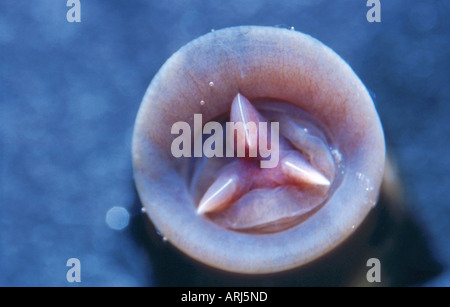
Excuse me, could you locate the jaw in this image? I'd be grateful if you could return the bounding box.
[193,93,336,233]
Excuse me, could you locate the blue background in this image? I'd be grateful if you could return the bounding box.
[1,0,449,286]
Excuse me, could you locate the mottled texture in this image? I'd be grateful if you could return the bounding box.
[1,0,449,286]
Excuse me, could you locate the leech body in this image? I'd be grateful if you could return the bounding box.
[132,26,385,274]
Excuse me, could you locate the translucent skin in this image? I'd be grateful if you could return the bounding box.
[132,26,385,274]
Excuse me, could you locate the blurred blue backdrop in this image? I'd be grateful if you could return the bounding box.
[1,0,449,286]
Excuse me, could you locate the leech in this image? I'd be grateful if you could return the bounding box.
[133,26,385,272]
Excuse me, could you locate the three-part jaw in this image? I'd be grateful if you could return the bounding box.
[197,93,331,215]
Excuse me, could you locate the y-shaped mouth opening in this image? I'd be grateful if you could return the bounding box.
[186,93,345,234]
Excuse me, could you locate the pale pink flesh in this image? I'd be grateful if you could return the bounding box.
[211,186,327,233]
[195,93,335,231]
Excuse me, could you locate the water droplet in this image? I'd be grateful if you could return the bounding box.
[331,149,342,164]
[141,207,146,213]
[290,26,295,31]
[209,81,214,87]
[106,206,130,231]
[352,225,356,230]
[211,29,215,32]
[200,100,205,105]
[303,128,308,133]
[155,229,168,243]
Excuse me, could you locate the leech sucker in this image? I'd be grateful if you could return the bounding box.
[133,26,385,273]
[196,93,332,217]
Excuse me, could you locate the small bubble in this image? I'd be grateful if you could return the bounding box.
[290,26,295,31]
[211,29,215,32]
[156,229,168,243]
[141,207,146,213]
[200,100,205,105]
[209,81,214,87]
[106,206,130,231]
[352,225,356,230]
[303,128,308,133]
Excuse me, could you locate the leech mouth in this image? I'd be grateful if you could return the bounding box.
[190,93,342,233]
[133,26,385,273]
